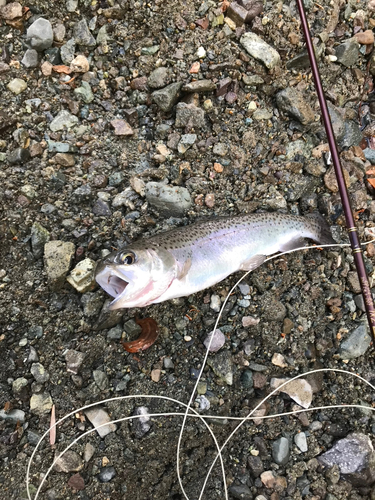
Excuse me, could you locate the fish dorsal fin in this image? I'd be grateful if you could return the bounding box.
[279,237,306,252]
[240,254,266,271]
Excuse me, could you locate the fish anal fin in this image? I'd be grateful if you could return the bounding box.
[279,237,306,252]
[176,257,192,280]
[240,254,266,271]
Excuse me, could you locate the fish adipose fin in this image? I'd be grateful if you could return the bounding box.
[279,237,306,252]
[240,254,266,271]
[305,212,336,245]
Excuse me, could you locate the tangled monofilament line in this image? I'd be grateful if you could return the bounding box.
[27,239,375,500]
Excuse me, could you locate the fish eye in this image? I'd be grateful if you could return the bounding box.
[119,251,136,265]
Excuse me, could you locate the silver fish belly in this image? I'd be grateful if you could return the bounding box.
[95,212,335,309]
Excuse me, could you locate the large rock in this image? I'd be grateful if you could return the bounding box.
[152,82,182,112]
[50,110,79,132]
[148,67,170,89]
[145,182,192,216]
[335,38,360,67]
[73,18,96,46]
[318,433,375,486]
[276,87,315,125]
[175,102,205,128]
[339,323,372,359]
[240,32,280,69]
[44,240,75,290]
[26,18,53,51]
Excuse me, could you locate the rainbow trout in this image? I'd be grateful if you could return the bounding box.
[95,212,335,309]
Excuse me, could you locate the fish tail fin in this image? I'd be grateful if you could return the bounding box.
[305,212,336,245]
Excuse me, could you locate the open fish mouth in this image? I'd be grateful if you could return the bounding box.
[107,275,128,297]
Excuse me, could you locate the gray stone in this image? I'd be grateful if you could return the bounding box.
[148,67,170,89]
[335,38,360,67]
[7,78,27,95]
[85,407,117,437]
[12,377,28,395]
[203,329,226,352]
[98,466,116,482]
[50,110,78,132]
[0,409,25,424]
[240,370,254,389]
[248,455,264,477]
[328,104,346,142]
[44,240,75,290]
[276,87,315,125]
[318,433,375,486]
[207,350,233,385]
[339,323,372,359]
[65,349,85,374]
[81,291,104,317]
[164,357,174,369]
[74,18,96,46]
[60,38,76,65]
[175,102,205,128]
[72,184,91,202]
[94,299,124,330]
[272,436,290,465]
[178,133,197,154]
[228,485,253,500]
[66,0,78,12]
[152,82,182,112]
[364,148,375,164]
[53,23,66,42]
[28,325,43,339]
[54,450,83,473]
[182,79,216,93]
[31,363,49,383]
[47,140,78,153]
[93,199,111,216]
[8,147,30,164]
[340,120,363,149]
[93,370,109,390]
[96,25,108,45]
[123,319,142,336]
[30,392,53,414]
[294,432,308,452]
[107,325,123,340]
[141,45,159,55]
[240,32,280,69]
[21,49,38,68]
[26,18,53,51]
[132,406,151,438]
[31,222,50,259]
[74,81,94,103]
[145,182,192,216]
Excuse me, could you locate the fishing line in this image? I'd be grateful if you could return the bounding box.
[27,237,375,500]
[177,236,375,499]
[27,370,375,500]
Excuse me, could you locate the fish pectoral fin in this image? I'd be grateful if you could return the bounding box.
[176,257,192,280]
[240,254,266,271]
[279,237,306,252]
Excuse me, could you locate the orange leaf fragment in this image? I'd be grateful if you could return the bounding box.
[122,318,159,353]
[368,178,375,189]
[52,65,72,74]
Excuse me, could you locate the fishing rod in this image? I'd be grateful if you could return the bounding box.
[296,0,375,342]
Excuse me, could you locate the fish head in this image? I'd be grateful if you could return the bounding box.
[95,245,177,309]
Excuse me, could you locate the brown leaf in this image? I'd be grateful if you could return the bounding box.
[368,178,375,189]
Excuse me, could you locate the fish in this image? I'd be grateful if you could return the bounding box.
[95,212,335,310]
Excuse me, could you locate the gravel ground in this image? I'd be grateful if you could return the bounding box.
[2,0,375,499]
